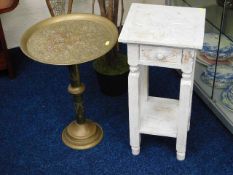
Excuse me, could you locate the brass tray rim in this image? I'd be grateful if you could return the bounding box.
[20,13,118,66]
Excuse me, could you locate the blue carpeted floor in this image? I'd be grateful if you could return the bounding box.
[1,47,233,175]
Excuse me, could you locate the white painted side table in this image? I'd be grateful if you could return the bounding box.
[118,3,206,161]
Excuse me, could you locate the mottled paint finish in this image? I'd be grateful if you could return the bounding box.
[119,3,205,161]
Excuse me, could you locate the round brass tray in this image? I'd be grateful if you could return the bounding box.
[20,14,118,65]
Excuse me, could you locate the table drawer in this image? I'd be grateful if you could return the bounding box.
[140,45,182,68]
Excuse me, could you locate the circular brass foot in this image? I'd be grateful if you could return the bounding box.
[62,120,103,150]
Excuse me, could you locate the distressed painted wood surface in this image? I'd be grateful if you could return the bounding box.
[119,3,205,161]
[118,3,206,49]
[140,45,182,69]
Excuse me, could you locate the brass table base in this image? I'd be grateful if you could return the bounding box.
[62,120,103,150]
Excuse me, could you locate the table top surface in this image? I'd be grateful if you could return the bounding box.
[20,14,118,65]
[119,3,206,49]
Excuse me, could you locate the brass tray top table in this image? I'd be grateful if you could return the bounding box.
[20,14,118,150]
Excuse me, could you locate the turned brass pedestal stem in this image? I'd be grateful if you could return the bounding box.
[62,65,103,150]
[68,65,86,124]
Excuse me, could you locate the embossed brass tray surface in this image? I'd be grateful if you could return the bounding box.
[20,14,118,65]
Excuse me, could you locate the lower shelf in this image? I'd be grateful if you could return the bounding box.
[140,96,179,138]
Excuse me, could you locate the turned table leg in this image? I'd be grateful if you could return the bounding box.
[129,65,141,155]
